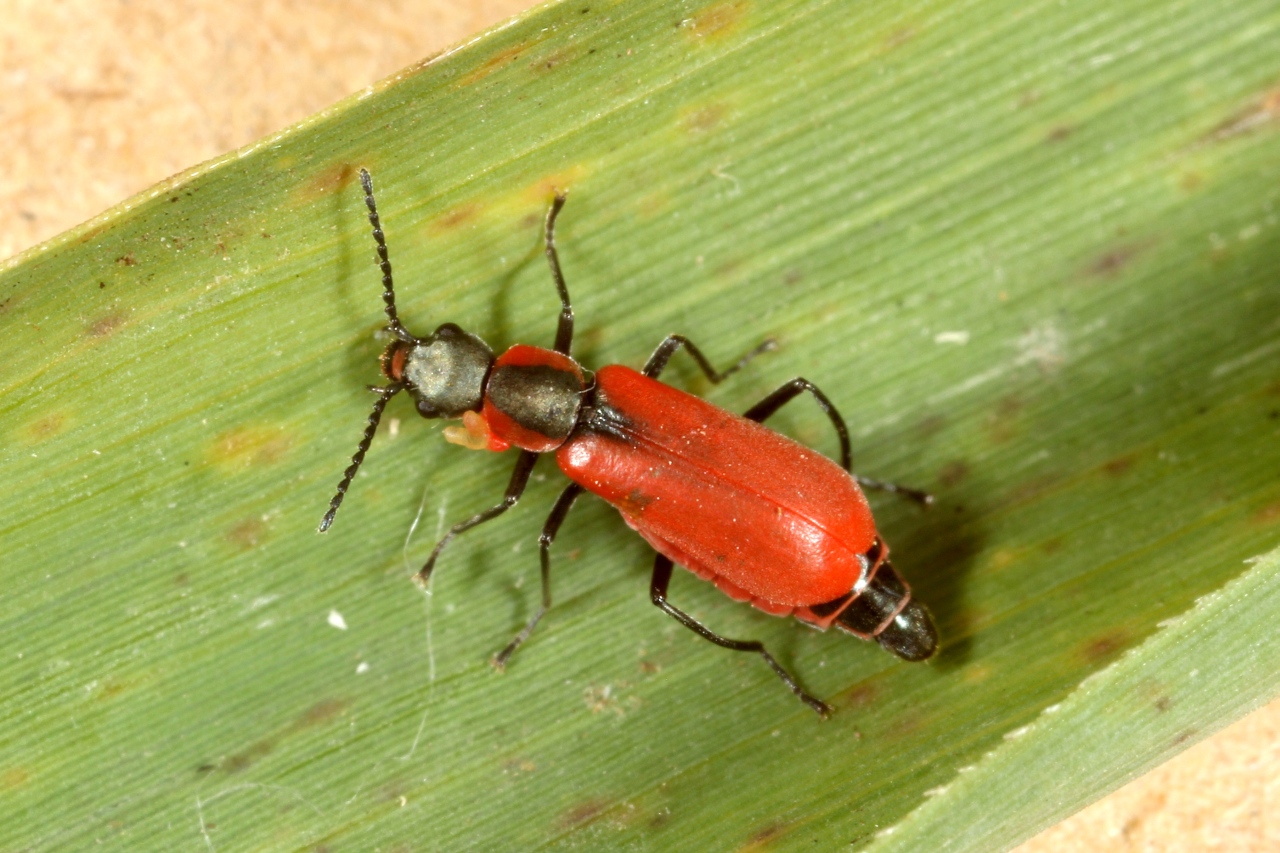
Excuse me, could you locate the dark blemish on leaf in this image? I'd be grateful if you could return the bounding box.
[225,739,275,773]
[431,203,481,233]
[844,682,880,710]
[1080,630,1131,665]
[169,196,180,203]
[938,460,970,487]
[681,103,730,134]
[1173,728,1198,746]
[917,413,946,437]
[559,799,609,829]
[297,698,351,728]
[1,768,31,789]
[783,268,803,285]
[208,426,294,470]
[1251,502,1280,525]
[679,1,748,41]
[1154,695,1172,713]
[532,48,575,73]
[115,253,136,266]
[223,700,351,772]
[1007,472,1064,505]
[502,757,537,776]
[742,822,788,850]
[1085,241,1153,279]
[297,163,356,204]
[882,28,916,51]
[87,312,129,338]
[226,516,268,550]
[27,412,66,440]
[1040,536,1066,555]
[885,708,927,741]
[1102,454,1136,477]
[1202,86,1280,144]
[986,394,1023,443]
[457,41,538,86]
[1045,125,1074,143]
[98,281,106,288]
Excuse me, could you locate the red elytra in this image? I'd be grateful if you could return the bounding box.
[321,170,937,718]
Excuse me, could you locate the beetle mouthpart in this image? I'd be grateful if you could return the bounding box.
[443,411,492,451]
[875,600,938,662]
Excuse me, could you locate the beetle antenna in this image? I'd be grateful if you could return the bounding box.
[359,169,415,343]
[319,383,404,532]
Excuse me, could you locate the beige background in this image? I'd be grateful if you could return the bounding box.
[2,1,1275,849]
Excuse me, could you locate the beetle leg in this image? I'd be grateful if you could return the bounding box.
[743,379,932,506]
[643,335,776,382]
[414,450,539,586]
[542,194,575,356]
[649,554,832,718]
[493,483,584,670]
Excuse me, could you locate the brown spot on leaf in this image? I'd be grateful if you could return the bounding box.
[1173,727,1198,746]
[882,28,916,51]
[916,413,946,437]
[1080,630,1130,665]
[223,699,351,773]
[985,394,1023,443]
[295,163,356,205]
[531,48,575,74]
[26,412,66,441]
[430,203,481,233]
[1251,501,1280,525]
[1202,86,1280,143]
[208,426,294,471]
[296,698,350,728]
[457,39,546,87]
[115,253,137,267]
[844,682,880,709]
[1040,536,1066,555]
[680,103,730,134]
[1045,125,1074,143]
[1154,694,1172,713]
[227,516,268,550]
[1102,454,1136,477]
[1085,242,1150,279]
[680,1,749,41]
[559,798,609,829]
[938,460,970,487]
[884,708,927,741]
[224,738,275,772]
[522,167,589,205]
[87,312,129,338]
[741,822,788,850]
[1,767,31,789]
[1180,170,1205,192]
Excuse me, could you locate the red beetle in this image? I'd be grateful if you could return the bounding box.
[321,170,937,717]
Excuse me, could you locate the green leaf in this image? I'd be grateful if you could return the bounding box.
[3,0,1279,850]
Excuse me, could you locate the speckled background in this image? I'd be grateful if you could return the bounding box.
[2,1,1274,849]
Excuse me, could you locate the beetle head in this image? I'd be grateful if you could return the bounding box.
[382,323,494,419]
